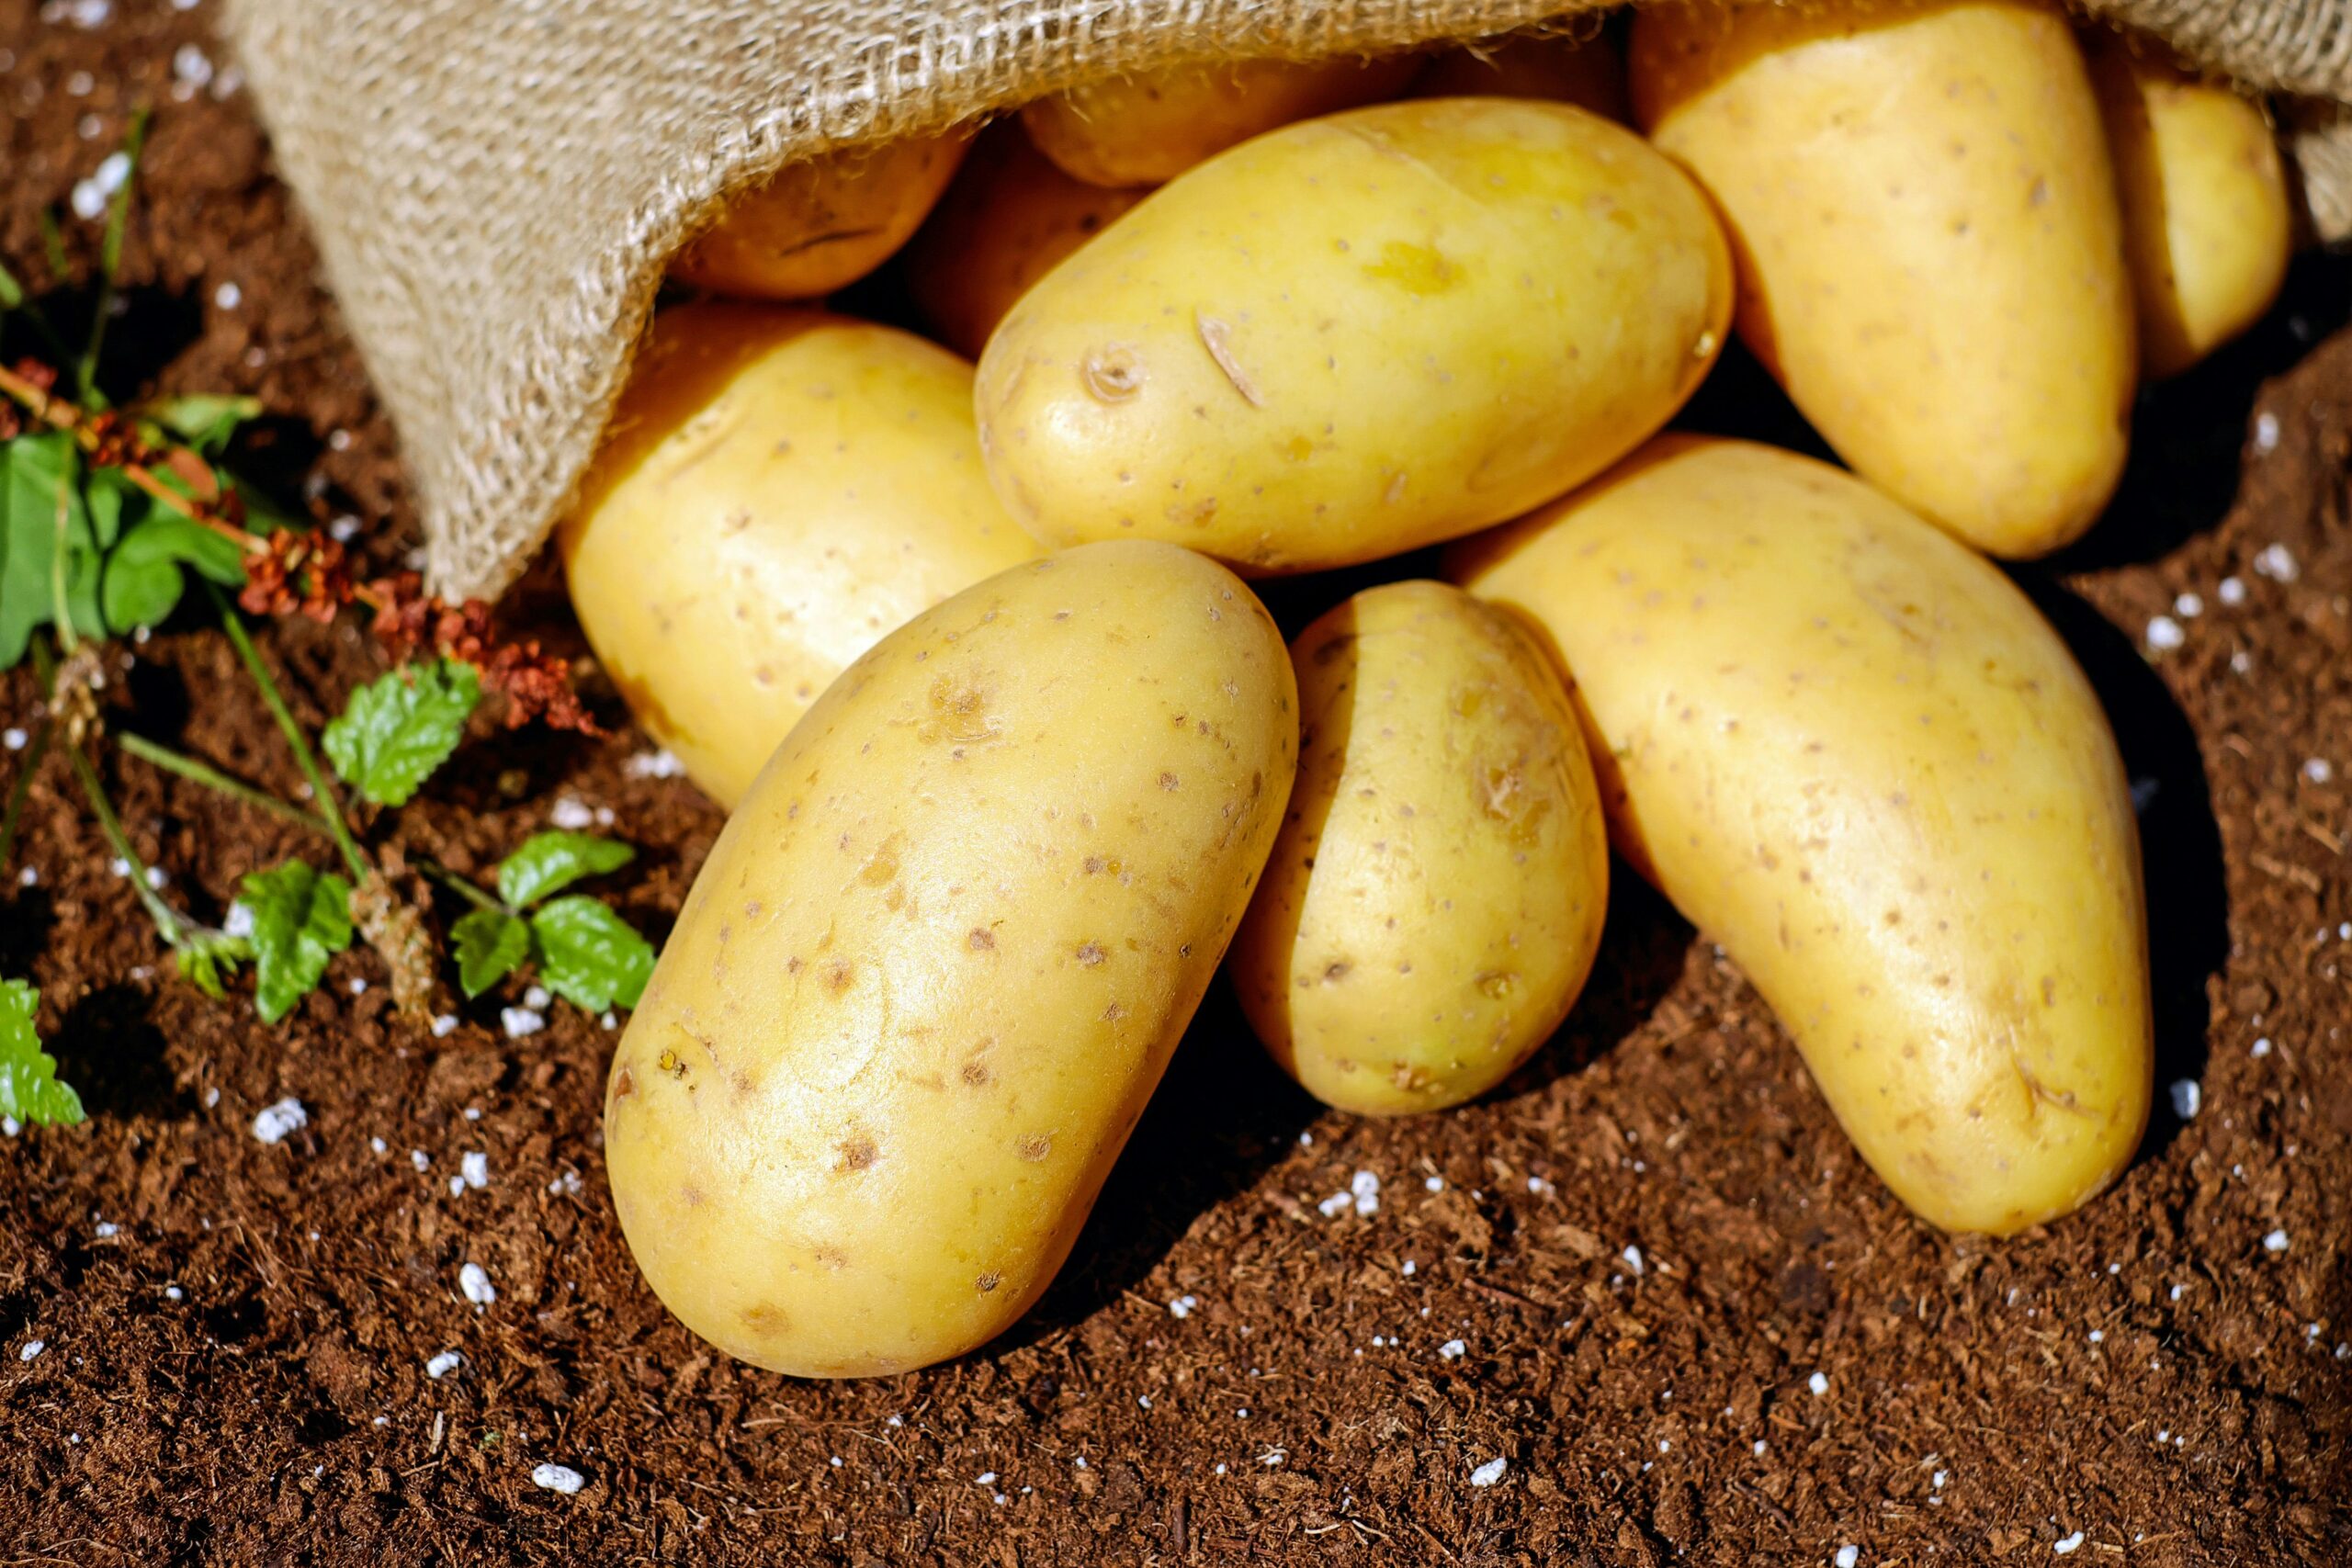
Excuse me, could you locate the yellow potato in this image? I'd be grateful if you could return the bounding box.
[978,98,1730,574]
[1630,0,2134,558]
[901,126,1149,360]
[671,133,968,299]
[605,541,1298,1376]
[1231,581,1608,1115]
[1020,53,1423,187]
[1414,28,1630,122]
[2085,31,2291,378]
[1449,437,2152,1234]
[561,304,1037,808]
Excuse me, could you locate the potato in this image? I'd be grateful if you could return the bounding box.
[901,127,1149,360]
[1630,0,2134,558]
[1230,581,1608,1115]
[1414,29,1629,121]
[605,541,1299,1376]
[1020,53,1423,187]
[1449,437,2152,1234]
[560,304,1036,808]
[2085,31,2291,378]
[671,133,968,299]
[977,98,1731,574]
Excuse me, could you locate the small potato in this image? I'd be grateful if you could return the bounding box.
[560,304,1036,808]
[1631,0,2134,558]
[901,126,1149,360]
[672,133,968,299]
[2085,31,2291,378]
[1021,53,1423,187]
[1230,581,1608,1116]
[605,541,1298,1377]
[1413,29,1629,122]
[1450,437,2153,1235]
[978,98,1730,574]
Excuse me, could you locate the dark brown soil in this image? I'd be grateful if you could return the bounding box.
[3,6,2348,1563]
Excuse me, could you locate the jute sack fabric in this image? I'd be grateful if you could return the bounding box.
[219,0,2352,604]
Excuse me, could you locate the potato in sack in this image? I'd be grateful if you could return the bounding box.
[562,305,1036,808]
[1451,436,2153,1234]
[978,97,1731,574]
[605,541,1298,1376]
[1231,581,1609,1116]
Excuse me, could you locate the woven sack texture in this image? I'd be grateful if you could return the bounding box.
[219,0,2352,602]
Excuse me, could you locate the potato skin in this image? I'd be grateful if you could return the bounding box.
[978,98,1730,574]
[672,133,967,299]
[1020,54,1423,187]
[1413,29,1629,121]
[1231,581,1608,1115]
[1449,437,2152,1234]
[605,541,1298,1377]
[2085,31,2290,378]
[560,305,1036,808]
[1630,0,2134,558]
[902,126,1150,360]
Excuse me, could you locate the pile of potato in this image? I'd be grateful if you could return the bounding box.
[571,0,2292,1378]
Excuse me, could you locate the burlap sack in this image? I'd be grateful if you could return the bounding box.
[219,0,2352,604]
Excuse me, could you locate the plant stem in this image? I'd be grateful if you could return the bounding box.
[0,718,53,875]
[208,583,370,884]
[28,639,184,945]
[115,731,336,840]
[49,467,80,655]
[77,106,151,407]
[415,857,507,915]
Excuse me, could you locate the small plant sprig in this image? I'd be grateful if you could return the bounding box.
[0,118,650,1120]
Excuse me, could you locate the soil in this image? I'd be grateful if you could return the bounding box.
[3,5,2349,1563]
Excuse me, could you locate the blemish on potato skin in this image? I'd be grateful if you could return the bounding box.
[613,1066,636,1099]
[823,958,854,993]
[837,1136,878,1172]
[968,928,997,952]
[976,1271,1003,1293]
[1015,1133,1053,1162]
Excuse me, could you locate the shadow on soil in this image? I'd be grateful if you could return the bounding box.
[1007,981,1321,1348]
[51,982,196,1122]
[2016,575,2228,1167]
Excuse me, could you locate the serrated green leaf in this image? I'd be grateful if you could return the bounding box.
[451,908,530,998]
[238,861,353,1024]
[529,896,655,1012]
[0,432,102,667]
[322,660,481,807]
[0,978,83,1126]
[144,393,263,457]
[497,831,634,909]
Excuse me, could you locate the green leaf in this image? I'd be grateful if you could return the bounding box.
[529,896,655,1012]
[0,979,83,1126]
[0,432,103,667]
[238,860,353,1024]
[322,660,481,807]
[497,832,634,909]
[144,393,263,457]
[174,930,252,1001]
[451,908,530,998]
[101,510,250,636]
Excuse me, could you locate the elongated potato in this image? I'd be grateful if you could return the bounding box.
[1231,581,1608,1115]
[605,541,1298,1376]
[560,305,1036,808]
[1630,0,2134,558]
[978,99,1730,573]
[1021,53,1424,187]
[1449,437,2152,1234]
[672,133,968,299]
[902,127,1150,359]
[1414,29,1630,121]
[2085,31,2291,378]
